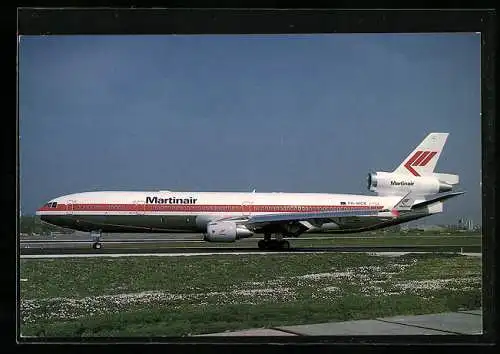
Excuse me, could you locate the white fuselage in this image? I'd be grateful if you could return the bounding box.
[38,190,403,216]
[36,190,434,235]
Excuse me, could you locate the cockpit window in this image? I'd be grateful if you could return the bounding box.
[52,202,57,208]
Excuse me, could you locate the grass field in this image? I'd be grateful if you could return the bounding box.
[19,252,481,337]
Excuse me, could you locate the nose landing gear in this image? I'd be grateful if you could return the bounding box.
[91,231,102,250]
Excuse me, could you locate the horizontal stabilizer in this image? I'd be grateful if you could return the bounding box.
[411,191,465,209]
[433,173,459,185]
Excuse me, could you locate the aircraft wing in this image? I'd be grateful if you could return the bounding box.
[246,209,381,227]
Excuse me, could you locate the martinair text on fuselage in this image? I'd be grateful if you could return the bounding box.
[146,196,198,204]
[390,181,415,186]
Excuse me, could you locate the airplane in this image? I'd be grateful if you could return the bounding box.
[36,132,464,250]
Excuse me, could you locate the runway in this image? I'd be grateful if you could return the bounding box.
[20,245,481,257]
[20,251,482,259]
[19,232,481,257]
[20,251,348,258]
[20,235,478,243]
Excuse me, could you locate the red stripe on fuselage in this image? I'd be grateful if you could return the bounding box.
[38,204,385,213]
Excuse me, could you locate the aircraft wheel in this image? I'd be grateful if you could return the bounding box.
[257,239,290,251]
[91,230,102,250]
[268,240,280,251]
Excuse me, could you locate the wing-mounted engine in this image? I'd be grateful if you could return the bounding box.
[367,171,454,196]
[203,221,254,242]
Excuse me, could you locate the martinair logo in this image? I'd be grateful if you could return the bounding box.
[400,198,411,207]
[146,196,198,204]
[404,150,438,176]
[390,181,415,186]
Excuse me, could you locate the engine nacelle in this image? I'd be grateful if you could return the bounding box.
[203,221,254,242]
[367,171,452,196]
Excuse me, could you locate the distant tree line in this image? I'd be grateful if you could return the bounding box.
[19,215,73,235]
[401,227,481,235]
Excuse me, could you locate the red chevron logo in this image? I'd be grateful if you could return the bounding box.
[404,151,437,176]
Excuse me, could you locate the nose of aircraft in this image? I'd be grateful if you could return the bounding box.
[35,207,43,216]
[36,206,47,222]
[36,202,53,223]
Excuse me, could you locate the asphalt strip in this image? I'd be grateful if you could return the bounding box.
[19,251,482,259]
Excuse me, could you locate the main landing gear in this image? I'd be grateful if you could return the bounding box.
[91,231,102,250]
[257,233,291,251]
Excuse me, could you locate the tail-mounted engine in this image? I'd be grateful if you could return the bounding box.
[203,221,254,242]
[367,171,453,196]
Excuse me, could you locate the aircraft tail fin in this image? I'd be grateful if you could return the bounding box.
[393,133,449,177]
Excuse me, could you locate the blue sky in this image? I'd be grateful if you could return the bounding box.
[19,33,481,225]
